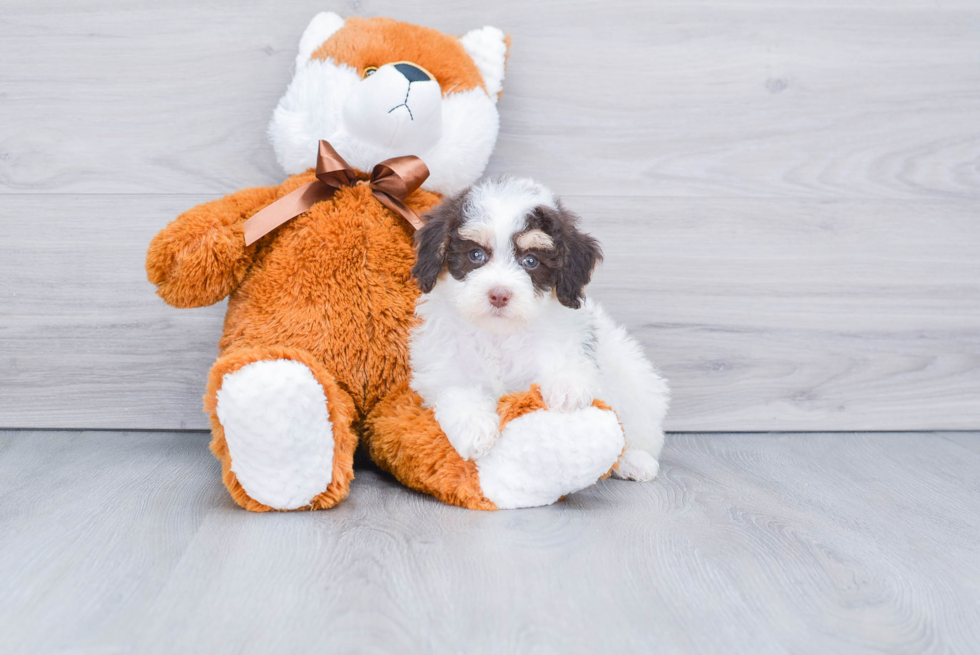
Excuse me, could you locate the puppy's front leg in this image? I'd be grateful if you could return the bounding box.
[433,387,500,461]
[539,357,599,413]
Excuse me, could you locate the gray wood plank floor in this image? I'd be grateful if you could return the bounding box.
[2,430,978,654]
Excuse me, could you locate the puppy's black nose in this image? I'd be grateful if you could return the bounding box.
[394,63,432,83]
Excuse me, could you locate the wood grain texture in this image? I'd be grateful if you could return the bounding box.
[1,195,976,431]
[0,0,978,431]
[1,429,978,654]
[0,0,978,199]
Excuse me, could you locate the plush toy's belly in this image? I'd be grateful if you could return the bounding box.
[218,185,429,416]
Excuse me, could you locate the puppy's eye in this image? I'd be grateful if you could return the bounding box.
[521,254,539,270]
[469,248,488,264]
[363,66,378,78]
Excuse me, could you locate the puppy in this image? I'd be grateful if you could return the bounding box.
[409,177,669,481]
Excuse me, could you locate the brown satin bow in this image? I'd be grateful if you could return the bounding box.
[242,140,430,246]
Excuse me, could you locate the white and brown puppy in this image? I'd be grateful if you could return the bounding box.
[410,177,669,481]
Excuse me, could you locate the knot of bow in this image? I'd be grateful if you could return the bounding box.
[243,140,430,246]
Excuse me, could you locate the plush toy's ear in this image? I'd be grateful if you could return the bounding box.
[295,12,346,69]
[460,26,510,100]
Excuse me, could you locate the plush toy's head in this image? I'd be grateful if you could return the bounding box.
[270,13,510,196]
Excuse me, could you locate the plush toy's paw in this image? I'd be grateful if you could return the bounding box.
[539,377,596,413]
[146,214,251,309]
[441,410,500,461]
[474,388,625,509]
[216,359,335,510]
[612,448,660,482]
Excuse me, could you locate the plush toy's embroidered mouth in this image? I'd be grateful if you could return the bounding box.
[342,61,443,153]
[386,62,439,120]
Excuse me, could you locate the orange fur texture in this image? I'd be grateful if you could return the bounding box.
[146,16,520,512]
[147,170,440,510]
[364,386,624,509]
[312,17,486,94]
[497,384,549,429]
[364,385,497,511]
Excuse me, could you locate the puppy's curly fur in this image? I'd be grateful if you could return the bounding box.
[409,177,670,477]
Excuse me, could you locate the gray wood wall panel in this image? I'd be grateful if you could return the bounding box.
[2,430,978,654]
[1,195,976,431]
[1,1,978,199]
[1,0,978,430]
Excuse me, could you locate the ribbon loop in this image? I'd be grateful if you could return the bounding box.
[315,140,358,190]
[242,140,429,246]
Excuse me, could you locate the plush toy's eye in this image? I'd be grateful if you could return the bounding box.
[521,254,539,270]
[363,66,378,78]
[469,248,488,264]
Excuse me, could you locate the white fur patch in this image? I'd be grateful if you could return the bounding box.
[463,177,557,253]
[295,12,345,69]
[460,26,508,99]
[589,299,670,459]
[411,179,669,474]
[431,386,500,461]
[269,59,360,176]
[476,406,625,509]
[269,61,500,196]
[215,360,334,510]
[342,64,442,153]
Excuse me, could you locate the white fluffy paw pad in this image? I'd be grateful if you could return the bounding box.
[613,449,661,482]
[216,359,334,510]
[475,406,625,509]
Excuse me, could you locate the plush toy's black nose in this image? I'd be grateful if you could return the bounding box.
[394,63,432,83]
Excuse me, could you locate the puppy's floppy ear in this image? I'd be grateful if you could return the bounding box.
[550,203,603,309]
[412,216,449,293]
[412,192,466,293]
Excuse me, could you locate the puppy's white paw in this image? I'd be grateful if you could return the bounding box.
[540,379,595,413]
[442,411,500,461]
[613,448,660,482]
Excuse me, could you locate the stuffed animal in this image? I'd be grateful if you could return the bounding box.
[147,13,642,512]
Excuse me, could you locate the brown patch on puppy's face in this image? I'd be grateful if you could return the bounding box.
[412,191,492,292]
[413,184,602,315]
[446,237,492,282]
[516,204,603,308]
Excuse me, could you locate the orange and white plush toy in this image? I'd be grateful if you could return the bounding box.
[146,13,629,512]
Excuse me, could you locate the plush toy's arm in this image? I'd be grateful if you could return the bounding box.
[146,185,279,308]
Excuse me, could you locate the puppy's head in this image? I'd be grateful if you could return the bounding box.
[412,177,602,332]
